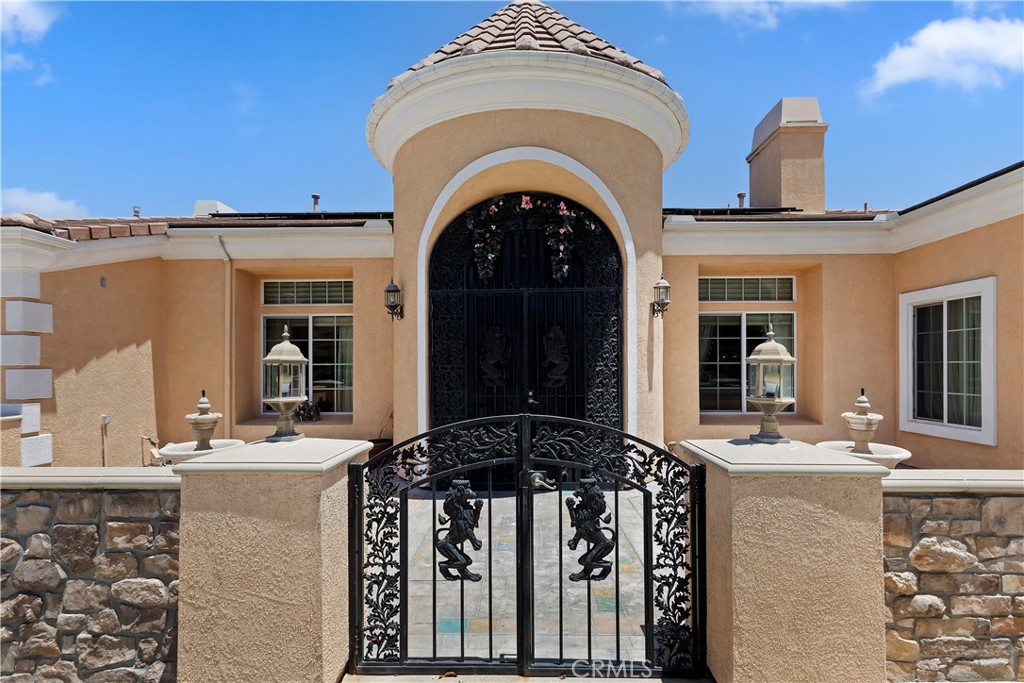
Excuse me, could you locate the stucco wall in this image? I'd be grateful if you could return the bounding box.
[155,260,228,447]
[749,131,826,214]
[894,217,1024,469]
[664,254,897,447]
[177,468,347,683]
[228,259,394,443]
[391,109,665,443]
[703,466,885,683]
[40,260,164,467]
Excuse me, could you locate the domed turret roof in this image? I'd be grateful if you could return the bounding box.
[391,0,666,89]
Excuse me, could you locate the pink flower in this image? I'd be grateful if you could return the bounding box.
[488,205,498,216]
[558,201,569,216]
[559,244,564,252]
[562,264,569,273]
[559,227,566,235]
[520,195,532,210]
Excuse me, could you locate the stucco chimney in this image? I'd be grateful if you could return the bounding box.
[746,97,828,213]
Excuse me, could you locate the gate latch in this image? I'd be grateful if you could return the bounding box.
[522,470,557,491]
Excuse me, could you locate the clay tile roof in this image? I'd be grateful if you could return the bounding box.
[398,0,667,86]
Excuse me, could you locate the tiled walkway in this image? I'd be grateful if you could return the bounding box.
[402,486,652,663]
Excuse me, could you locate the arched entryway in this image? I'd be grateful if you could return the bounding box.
[428,192,622,429]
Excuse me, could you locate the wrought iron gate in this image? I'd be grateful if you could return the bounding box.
[348,415,706,677]
[429,193,622,429]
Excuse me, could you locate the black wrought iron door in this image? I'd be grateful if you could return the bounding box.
[430,193,622,430]
[348,415,706,678]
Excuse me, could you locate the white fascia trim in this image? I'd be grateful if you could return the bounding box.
[0,226,76,272]
[662,168,1022,256]
[892,166,1024,252]
[45,236,166,272]
[883,469,1024,495]
[367,52,690,173]
[897,276,997,446]
[663,218,892,255]
[0,466,181,489]
[416,146,638,434]
[164,227,394,260]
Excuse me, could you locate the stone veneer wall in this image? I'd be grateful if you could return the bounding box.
[884,493,1024,681]
[1,489,179,682]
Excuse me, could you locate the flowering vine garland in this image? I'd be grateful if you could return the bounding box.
[466,193,597,282]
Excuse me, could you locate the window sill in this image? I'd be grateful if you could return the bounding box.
[699,413,822,428]
[899,419,996,447]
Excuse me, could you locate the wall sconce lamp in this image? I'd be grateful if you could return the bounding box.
[651,275,671,318]
[262,326,308,442]
[385,279,404,320]
[745,324,796,443]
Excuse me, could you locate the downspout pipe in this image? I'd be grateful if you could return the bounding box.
[214,235,233,438]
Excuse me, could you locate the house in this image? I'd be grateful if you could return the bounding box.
[2,0,1021,472]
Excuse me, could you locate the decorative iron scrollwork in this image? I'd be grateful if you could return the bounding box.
[480,325,508,387]
[542,325,570,387]
[566,478,616,581]
[532,419,697,669]
[436,479,485,581]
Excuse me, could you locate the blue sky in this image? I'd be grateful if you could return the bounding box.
[2,1,1022,217]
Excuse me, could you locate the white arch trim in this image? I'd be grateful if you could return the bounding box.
[416,146,638,434]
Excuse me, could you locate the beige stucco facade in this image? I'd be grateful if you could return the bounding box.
[893,216,1024,470]
[390,109,666,444]
[665,254,898,447]
[177,440,358,683]
[702,462,886,683]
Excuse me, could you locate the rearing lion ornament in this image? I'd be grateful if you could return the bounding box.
[566,478,616,582]
[435,479,485,582]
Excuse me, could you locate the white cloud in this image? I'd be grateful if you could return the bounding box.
[2,51,33,71]
[684,1,846,31]
[1,2,59,43]
[33,62,52,86]
[654,34,668,45]
[862,16,1024,98]
[231,82,259,116]
[2,188,88,218]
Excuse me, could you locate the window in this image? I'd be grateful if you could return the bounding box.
[263,315,353,414]
[698,277,794,302]
[263,280,352,305]
[899,277,996,445]
[698,312,796,412]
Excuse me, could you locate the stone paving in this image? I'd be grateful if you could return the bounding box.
[402,486,652,664]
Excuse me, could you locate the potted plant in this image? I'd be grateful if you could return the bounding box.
[292,400,321,423]
[369,405,393,456]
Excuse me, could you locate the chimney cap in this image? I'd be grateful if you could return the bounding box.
[749,97,827,159]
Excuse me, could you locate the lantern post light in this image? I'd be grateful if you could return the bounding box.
[385,278,404,320]
[745,324,796,443]
[651,275,671,318]
[262,326,308,442]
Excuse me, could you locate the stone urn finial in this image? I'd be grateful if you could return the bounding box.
[185,389,222,452]
[841,388,883,454]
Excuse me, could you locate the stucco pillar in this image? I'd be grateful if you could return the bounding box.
[682,439,889,683]
[174,438,371,683]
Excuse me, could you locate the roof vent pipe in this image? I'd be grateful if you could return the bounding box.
[737,192,746,209]
[312,193,320,212]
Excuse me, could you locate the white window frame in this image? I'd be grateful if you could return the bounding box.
[698,311,798,413]
[261,279,353,306]
[260,314,354,416]
[898,276,997,445]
